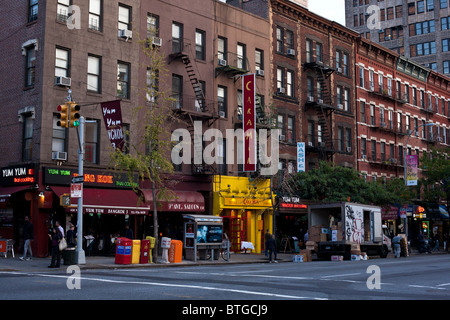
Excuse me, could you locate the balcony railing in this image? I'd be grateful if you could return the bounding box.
[215,52,249,77]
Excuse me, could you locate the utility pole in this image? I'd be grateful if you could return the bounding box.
[76,116,86,264]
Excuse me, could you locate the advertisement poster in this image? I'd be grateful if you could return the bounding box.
[197,225,223,244]
[101,100,125,152]
[406,155,418,186]
[242,74,256,172]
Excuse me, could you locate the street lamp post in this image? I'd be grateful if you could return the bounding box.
[403,122,435,240]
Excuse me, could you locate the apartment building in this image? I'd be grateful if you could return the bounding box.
[345,0,450,75]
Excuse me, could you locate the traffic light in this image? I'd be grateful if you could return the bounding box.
[68,102,80,127]
[57,103,69,128]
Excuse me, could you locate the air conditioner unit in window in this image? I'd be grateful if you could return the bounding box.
[52,151,67,161]
[380,122,387,127]
[152,37,162,46]
[318,99,324,104]
[118,29,132,39]
[287,48,296,56]
[337,67,342,73]
[219,111,226,118]
[362,154,367,160]
[256,69,265,76]
[308,96,314,102]
[218,59,227,66]
[346,147,352,153]
[414,131,419,137]
[277,87,285,94]
[338,104,343,109]
[437,137,442,142]
[279,134,286,141]
[55,76,71,87]
[390,158,398,164]
[307,141,313,147]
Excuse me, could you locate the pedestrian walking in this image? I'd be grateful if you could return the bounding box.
[19,216,34,261]
[48,227,63,268]
[264,229,271,257]
[55,220,65,238]
[392,234,401,258]
[267,235,278,263]
[432,232,440,252]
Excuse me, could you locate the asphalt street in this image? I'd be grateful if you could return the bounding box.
[0,254,449,301]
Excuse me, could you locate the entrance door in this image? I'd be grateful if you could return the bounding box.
[223,216,247,252]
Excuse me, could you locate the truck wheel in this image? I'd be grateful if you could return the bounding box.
[379,245,388,258]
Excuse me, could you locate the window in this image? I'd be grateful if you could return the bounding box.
[410,20,435,36]
[337,86,343,108]
[117,61,130,99]
[171,130,183,172]
[22,114,33,161]
[286,30,294,51]
[307,76,314,98]
[57,0,70,23]
[255,49,263,72]
[146,68,159,103]
[276,27,284,53]
[287,116,295,143]
[359,66,365,88]
[147,13,159,38]
[89,0,102,31]
[443,39,450,52]
[85,120,99,164]
[278,115,286,141]
[344,88,350,111]
[370,104,375,125]
[360,101,366,123]
[361,138,366,156]
[277,68,284,92]
[411,41,436,56]
[426,0,434,11]
[338,127,344,151]
[387,7,394,20]
[395,5,403,18]
[118,4,131,31]
[195,29,206,60]
[408,2,416,15]
[172,22,183,53]
[345,128,351,151]
[218,86,227,117]
[218,37,227,62]
[25,46,36,87]
[306,39,312,63]
[444,61,450,74]
[387,78,392,96]
[28,0,38,22]
[237,43,246,70]
[316,43,323,63]
[286,70,294,97]
[52,114,66,153]
[412,87,417,106]
[172,74,183,109]
[371,140,377,161]
[87,54,101,93]
[442,17,450,30]
[307,120,314,145]
[441,0,448,8]
[55,47,70,78]
[417,1,425,13]
[380,142,386,161]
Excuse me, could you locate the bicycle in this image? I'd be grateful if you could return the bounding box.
[220,239,231,261]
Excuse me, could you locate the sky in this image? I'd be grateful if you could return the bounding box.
[308,0,346,26]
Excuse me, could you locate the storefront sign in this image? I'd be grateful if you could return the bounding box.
[243,74,256,172]
[279,196,307,209]
[297,142,305,172]
[406,155,418,186]
[44,167,138,189]
[0,164,36,186]
[224,197,272,207]
[68,207,148,215]
[101,100,125,152]
[166,202,205,212]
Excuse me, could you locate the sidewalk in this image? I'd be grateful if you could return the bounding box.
[0,252,294,272]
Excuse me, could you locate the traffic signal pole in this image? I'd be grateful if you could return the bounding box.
[76,116,86,265]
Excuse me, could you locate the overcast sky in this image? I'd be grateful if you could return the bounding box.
[308,0,346,26]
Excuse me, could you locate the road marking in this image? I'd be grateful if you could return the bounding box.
[320,273,362,279]
[175,271,312,280]
[409,285,446,290]
[0,271,326,300]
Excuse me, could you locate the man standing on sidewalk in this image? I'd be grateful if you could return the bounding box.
[19,216,34,261]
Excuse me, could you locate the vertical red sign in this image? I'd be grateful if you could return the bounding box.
[101,100,125,152]
[243,74,256,172]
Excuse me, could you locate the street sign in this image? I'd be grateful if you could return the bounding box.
[72,176,84,183]
[71,183,83,198]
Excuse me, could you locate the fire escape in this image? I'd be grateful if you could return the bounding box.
[168,39,219,174]
[303,50,337,161]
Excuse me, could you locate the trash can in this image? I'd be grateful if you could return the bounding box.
[63,248,77,265]
[169,240,183,263]
[115,237,132,264]
[140,239,150,264]
[131,240,141,264]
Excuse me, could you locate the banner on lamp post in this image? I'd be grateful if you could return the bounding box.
[101,100,125,152]
[297,142,305,172]
[243,74,256,172]
[406,155,418,186]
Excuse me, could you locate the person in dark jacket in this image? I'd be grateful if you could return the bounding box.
[48,227,62,268]
[19,216,34,261]
[66,223,77,248]
[267,235,278,263]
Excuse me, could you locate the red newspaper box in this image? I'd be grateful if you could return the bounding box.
[115,237,132,264]
[140,239,150,264]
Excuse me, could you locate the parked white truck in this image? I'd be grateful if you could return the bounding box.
[308,202,391,260]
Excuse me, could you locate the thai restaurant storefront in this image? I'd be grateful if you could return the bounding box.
[276,196,309,245]
[212,175,274,254]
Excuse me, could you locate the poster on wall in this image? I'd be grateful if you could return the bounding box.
[101,100,125,152]
[406,155,418,186]
[196,225,223,244]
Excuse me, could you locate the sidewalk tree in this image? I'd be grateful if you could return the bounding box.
[280,161,411,207]
[109,29,180,262]
[420,147,450,204]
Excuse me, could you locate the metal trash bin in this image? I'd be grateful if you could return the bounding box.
[63,248,77,265]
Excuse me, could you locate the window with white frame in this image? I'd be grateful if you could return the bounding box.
[87,54,101,93]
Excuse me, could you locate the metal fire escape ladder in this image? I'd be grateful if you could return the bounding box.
[316,68,334,158]
[181,55,206,112]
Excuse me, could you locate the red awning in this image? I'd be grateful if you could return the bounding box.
[51,186,149,215]
[0,185,34,198]
[140,189,205,212]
